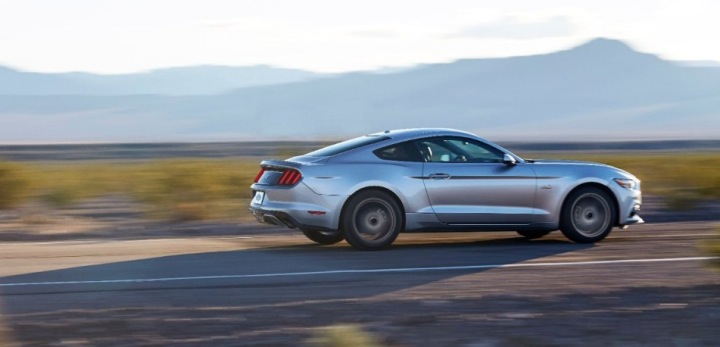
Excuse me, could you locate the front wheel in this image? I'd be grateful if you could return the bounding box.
[560,187,616,243]
[342,190,403,250]
[301,229,344,245]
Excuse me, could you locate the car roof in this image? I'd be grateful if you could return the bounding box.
[368,128,482,142]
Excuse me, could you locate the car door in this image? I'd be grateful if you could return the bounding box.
[419,137,537,225]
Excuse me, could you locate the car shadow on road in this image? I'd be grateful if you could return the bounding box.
[0,235,592,344]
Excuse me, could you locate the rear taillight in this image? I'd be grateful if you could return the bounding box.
[278,169,302,185]
[253,168,266,183]
[254,167,302,186]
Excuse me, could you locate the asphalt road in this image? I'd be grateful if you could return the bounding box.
[1,222,719,346]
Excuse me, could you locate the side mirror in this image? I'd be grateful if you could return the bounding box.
[502,154,517,166]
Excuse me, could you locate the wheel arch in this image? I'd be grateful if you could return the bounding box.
[337,186,407,231]
[561,182,620,226]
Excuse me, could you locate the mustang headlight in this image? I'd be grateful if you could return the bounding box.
[614,178,637,189]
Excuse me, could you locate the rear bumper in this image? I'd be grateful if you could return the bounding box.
[250,207,334,231]
[250,182,344,231]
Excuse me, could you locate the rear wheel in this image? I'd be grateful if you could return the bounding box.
[516,230,551,239]
[560,187,616,243]
[301,229,344,245]
[342,190,402,250]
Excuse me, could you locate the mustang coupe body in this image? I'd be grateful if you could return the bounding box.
[250,128,643,250]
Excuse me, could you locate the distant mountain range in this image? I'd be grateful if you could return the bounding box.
[1,38,719,143]
[0,65,325,95]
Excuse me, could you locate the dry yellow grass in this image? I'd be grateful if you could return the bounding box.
[0,152,718,219]
[0,161,29,209]
[307,324,382,347]
[1,159,261,221]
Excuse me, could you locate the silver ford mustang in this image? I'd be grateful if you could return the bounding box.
[250,128,643,250]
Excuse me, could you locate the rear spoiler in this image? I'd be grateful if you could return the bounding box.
[260,160,303,170]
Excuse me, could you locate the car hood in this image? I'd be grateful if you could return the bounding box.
[531,159,601,165]
[530,159,636,179]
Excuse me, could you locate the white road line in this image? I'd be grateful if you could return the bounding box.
[1,256,717,288]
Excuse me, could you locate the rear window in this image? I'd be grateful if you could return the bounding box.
[374,141,424,162]
[306,135,390,157]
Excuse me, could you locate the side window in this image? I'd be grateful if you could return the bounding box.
[373,141,424,162]
[417,137,505,163]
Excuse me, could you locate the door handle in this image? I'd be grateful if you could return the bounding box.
[428,173,451,180]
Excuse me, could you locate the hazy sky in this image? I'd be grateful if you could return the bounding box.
[1,0,718,74]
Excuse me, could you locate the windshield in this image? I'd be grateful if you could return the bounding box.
[306,135,390,157]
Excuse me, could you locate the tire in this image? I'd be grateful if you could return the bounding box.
[516,230,551,239]
[341,190,403,250]
[301,229,344,245]
[560,187,616,243]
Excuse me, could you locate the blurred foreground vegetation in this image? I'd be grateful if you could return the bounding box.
[308,324,381,347]
[0,152,718,221]
[0,159,260,221]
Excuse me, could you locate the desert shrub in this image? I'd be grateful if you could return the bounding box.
[664,191,701,211]
[22,163,114,208]
[131,159,260,221]
[41,188,80,208]
[0,161,30,209]
[140,162,219,220]
[308,324,382,347]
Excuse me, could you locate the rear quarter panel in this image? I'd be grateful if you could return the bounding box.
[300,160,430,214]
